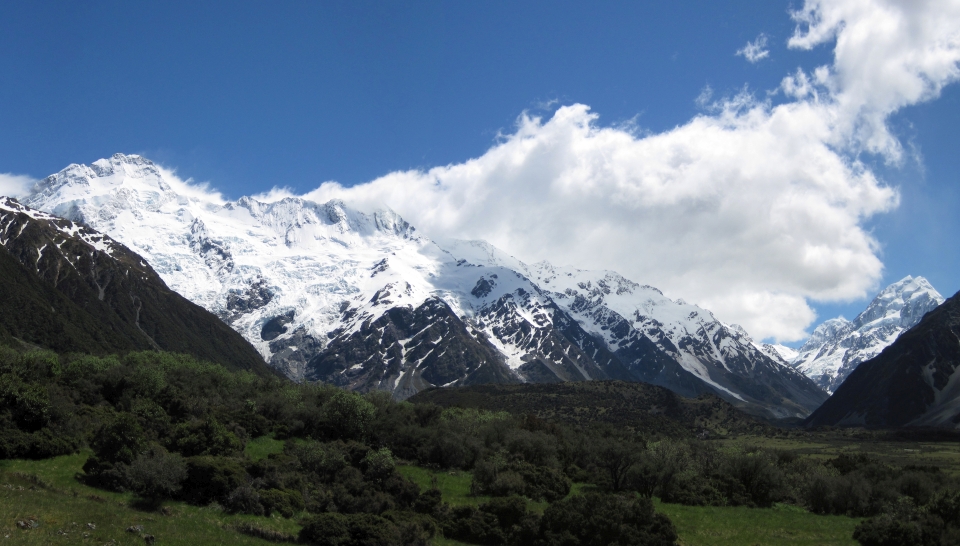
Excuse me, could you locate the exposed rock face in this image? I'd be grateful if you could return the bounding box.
[805,289,960,429]
[792,276,944,393]
[18,153,826,417]
[0,197,272,375]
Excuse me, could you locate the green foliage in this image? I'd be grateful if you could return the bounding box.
[323,390,376,441]
[259,487,304,518]
[539,493,677,546]
[299,512,402,546]
[853,492,960,546]
[362,447,396,482]
[21,344,955,546]
[90,413,145,465]
[182,456,249,505]
[124,444,187,500]
[170,417,244,457]
[471,456,571,502]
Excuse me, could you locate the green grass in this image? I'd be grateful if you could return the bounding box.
[655,499,862,546]
[0,451,301,545]
[0,454,867,546]
[244,435,285,462]
[718,435,960,476]
[398,465,488,507]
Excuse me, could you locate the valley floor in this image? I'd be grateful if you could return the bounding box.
[4,435,953,545]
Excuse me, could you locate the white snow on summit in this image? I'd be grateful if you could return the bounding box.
[19,154,826,414]
[791,276,944,393]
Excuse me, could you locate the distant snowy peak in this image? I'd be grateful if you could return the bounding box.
[793,276,944,393]
[852,276,943,331]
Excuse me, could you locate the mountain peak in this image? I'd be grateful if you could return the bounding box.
[852,275,944,331]
[793,276,945,393]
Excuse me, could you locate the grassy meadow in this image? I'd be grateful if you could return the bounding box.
[4,430,960,545]
[1,449,872,546]
[0,451,299,545]
[718,431,960,475]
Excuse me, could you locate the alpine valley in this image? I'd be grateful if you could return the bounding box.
[14,154,829,418]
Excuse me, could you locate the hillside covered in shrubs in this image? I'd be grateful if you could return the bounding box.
[2,343,960,545]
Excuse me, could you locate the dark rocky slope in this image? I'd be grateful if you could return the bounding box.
[0,197,273,375]
[805,290,960,428]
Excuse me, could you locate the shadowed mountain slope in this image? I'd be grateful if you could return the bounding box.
[0,197,274,375]
[805,290,960,428]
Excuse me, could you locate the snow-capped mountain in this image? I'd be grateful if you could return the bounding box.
[0,197,271,374]
[805,288,960,429]
[19,153,827,417]
[791,276,944,393]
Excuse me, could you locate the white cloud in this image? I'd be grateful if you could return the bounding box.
[0,173,36,198]
[243,1,959,342]
[303,100,895,342]
[737,33,770,63]
[786,0,960,159]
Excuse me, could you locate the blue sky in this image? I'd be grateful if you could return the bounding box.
[2,1,959,343]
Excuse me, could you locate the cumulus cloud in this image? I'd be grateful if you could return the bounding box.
[0,173,36,198]
[737,34,770,63]
[244,0,959,342]
[304,101,895,341]
[786,0,960,159]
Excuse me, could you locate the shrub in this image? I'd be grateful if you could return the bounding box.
[259,488,304,518]
[538,493,677,546]
[124,445,187,500]
[181,456,248,505]
[853,514,925,546]
[224,485,264,515]
[442,505,504,546]
[300,512,350,546]
[299,512,401,546]
[91,413,146,465]
[171,417,244,457]
[361,447,396,482]
[323,391,376,442]
[471,458,570,502]
[287,439,347,480]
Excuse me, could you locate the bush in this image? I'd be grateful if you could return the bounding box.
[90,413,146,465]
[181,456,248,505]
[299,512,401,546]
[224,485,265,515]
[171,417,244,457]
[259,488,304,518]
[361,447,396,482]
[539,493,677,546]
[853,514,925,546]
[323,391,376,442]
[442,505,504,545]
[471,458,570,502]
[124,445,187,500]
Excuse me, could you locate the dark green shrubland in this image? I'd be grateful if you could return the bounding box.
[3,343,958,545]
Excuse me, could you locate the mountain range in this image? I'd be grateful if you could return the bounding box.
[15,153,827,418]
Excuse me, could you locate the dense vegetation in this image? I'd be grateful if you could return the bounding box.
[2,343,960,545]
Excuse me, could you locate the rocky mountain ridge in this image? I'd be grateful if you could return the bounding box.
[17,153,827,417]
[0,196,273,375]
[791,276,944,393]
[805,288,960,428]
